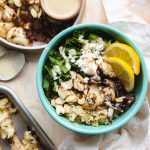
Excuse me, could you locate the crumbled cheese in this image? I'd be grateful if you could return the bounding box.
[68,49,76,56]
[68,49,76,63]
[75,57,98,76]
[74,40,106,76]
[51,69,58,80]
[95,57,103,65]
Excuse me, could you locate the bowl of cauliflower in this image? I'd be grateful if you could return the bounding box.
[0,0,84,52]
[37,24,148,134]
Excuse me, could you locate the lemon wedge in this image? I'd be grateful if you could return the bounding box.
[106,57,135,92]
[105,43,140,75]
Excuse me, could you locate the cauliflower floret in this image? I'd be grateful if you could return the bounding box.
[73,78,84,92]
[0,98,16,113]
[27,0,39,4]
[0,0,6,7]
[22,131,38,150]
[0,98,16,139]
[55,105,65,115]
[102,86,116,101]
[6,27,31,46]
[54,97,65,105]
[11,135,25,150]
[83,84,104,110]
[67,113,77,122]
[0,98,10,109]
[57,86,70,99]
[0,22,14,38]
[2,5,16,22]
[78,96,85,105]
[64,104,71,113]
[61,79,73,90]
[0,110,15,139]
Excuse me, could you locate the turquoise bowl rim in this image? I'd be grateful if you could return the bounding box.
[37,23,148,134]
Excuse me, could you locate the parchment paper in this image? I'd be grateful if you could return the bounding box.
[0,0,149,149]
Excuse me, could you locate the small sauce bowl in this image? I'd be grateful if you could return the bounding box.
[40,0,82,22]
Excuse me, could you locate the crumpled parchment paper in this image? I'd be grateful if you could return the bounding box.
[59,100,149,150]
[102,0,150,24]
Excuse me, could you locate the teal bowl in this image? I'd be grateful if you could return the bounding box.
[37,24,148,134]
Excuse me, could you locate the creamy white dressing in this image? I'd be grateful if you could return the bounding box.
[52,68,58,80]
[59,46,71,70]
[65,60,71,70]
[43,0,81,20]
[59,46,68,59]
[53,65,61,75]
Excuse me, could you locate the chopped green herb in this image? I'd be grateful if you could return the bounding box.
[89,33,99,41]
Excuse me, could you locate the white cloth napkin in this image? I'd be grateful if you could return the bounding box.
[102,0,150,24]
[59,0,150,149]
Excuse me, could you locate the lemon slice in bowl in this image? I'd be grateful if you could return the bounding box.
[105,43,140,75]
[106,57,135,92]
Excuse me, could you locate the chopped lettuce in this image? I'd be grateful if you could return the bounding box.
[42,50,71,97]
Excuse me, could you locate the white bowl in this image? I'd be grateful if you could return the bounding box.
[0,0,85,53]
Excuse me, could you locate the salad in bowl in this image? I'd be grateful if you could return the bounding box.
[37,24,148,134]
